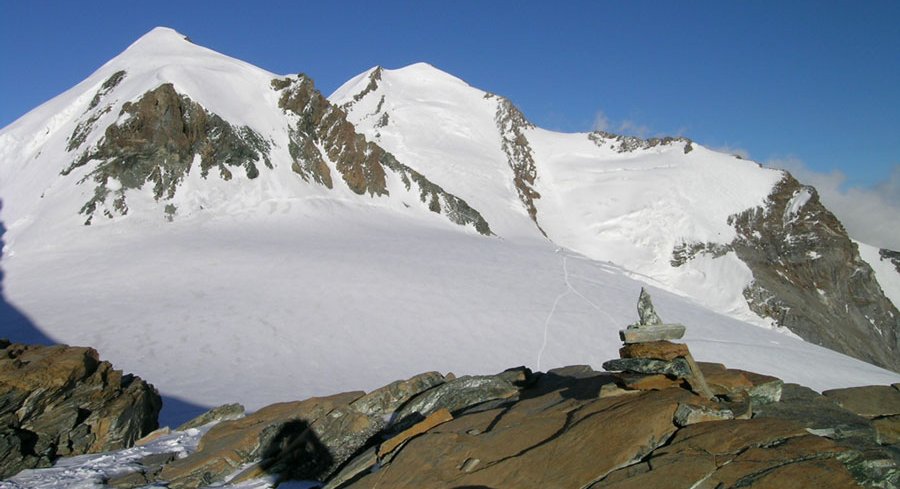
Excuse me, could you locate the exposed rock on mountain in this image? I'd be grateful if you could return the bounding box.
[272,74,492,235]
[490,94,543,232]
[332,61,898,372]
[588,130,694,154]
[728,173,900,371]
[0,341,161,478]
[62,82,272,224]
[881,249,900,274]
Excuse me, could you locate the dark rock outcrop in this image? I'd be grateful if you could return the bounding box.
[66,70,127,153]
[880,249,900,274]
[491,95,544,233]
[0,341,161,479]
[63,83,272,224]
[272,75,493,235]
[755,383,900,488]
[588,130,694,154]
[728,173,900,372]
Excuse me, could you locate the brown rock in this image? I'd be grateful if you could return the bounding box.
[707,435,852,487]
[378,408,453,457]
[350,371,445,416]
[618,373,685,391]
[619,340,689,361]
[594,425,857,488]
[822,385,900,418]
[734,458,862,488]
[0,343,161,479]
[872,415,900,444]
[593,454,717,489]
[176,403,245,431]
[159,392,363,488]
[697,361,754,395]
[159,370,453,488]
[657,417,807,457]
[599,383,641,398]
[135,427,171,446]
[696,362,783,405]
[344,387,693,488]
[680,353,716,400]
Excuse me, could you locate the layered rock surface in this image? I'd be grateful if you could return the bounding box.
[0,341,161,478]
[6,349,899,488]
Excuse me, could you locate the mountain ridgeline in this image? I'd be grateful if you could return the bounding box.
[0,27,897,375]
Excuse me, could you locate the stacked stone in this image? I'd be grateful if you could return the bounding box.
[602,288,715,400]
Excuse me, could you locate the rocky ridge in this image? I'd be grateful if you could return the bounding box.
[3,338,899,488]
[670,172,899,372]
[272,74,492,235]
[0,340,161,479]
[98,363,899,489]
[729,173,900,371]
[588,130,694,154]
[488,94,544,233]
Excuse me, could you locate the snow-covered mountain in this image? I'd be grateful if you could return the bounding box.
[1,27,898,424]
[331,63,900,371]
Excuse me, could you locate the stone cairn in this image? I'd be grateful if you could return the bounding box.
[603,288,715,400]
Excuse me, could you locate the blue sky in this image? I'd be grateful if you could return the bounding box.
[1,1,898,244]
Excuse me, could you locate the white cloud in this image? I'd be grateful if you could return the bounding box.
[767,157,900,250]
[710,144,751,160]
[592,110,610,132]
[616,119,651,138]
[590,108,652,138]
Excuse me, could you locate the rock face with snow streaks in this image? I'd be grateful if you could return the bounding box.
[728,173,900,371]
[491,94,543,232]
[272,74,492,235]
[62,82,272,223]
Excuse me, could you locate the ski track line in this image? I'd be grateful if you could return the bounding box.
[537,253,619,371]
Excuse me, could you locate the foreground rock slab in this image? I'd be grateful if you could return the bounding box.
[0,341,162,479]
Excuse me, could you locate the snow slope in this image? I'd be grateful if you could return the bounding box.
[1,28,898,435]
[858,241,900,309]
[4,206,898,425]
[331,64,785,327]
